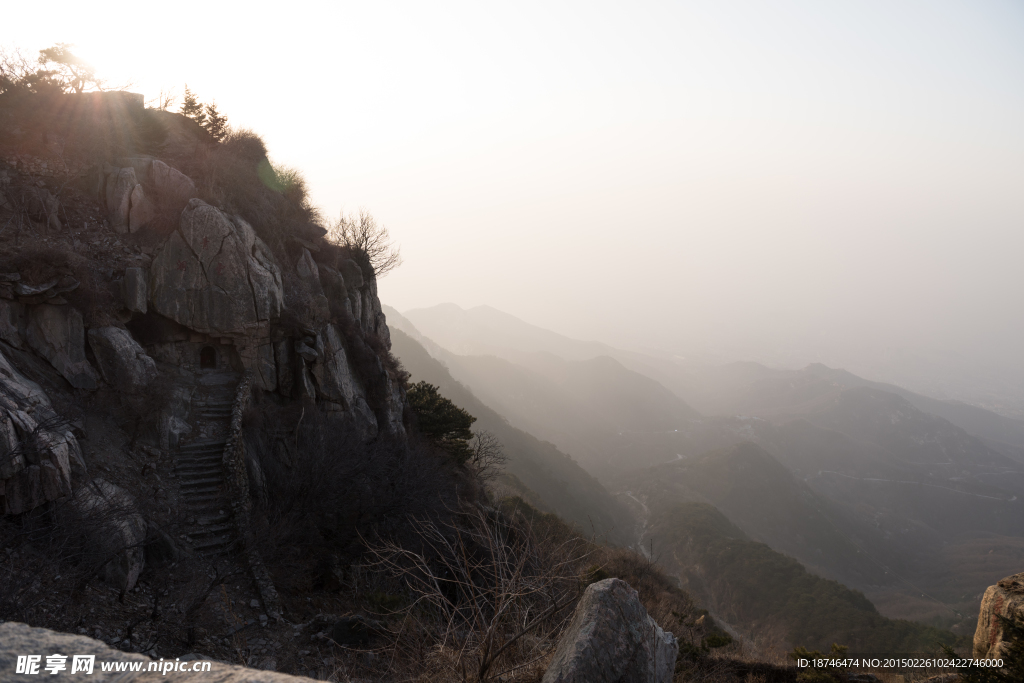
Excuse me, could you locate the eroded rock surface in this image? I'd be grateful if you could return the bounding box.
[149,199,283,336]
[87,326,157,393]
[70,478,146,592]
[542,578,678,683]
[25,304,99,390]
[974,572,1024,660]
[0,347,83,514]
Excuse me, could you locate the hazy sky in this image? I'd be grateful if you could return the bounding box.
[5,1,1024,384]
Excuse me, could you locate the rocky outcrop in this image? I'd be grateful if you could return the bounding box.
[0,622,319,681]
[974,572,1024,660]
[25,304,99,390]
[87,326,157,393]
[0,347,83,514]
[103,157,197,235]
[149,199,283,336]
[104,166,137,233]
[542,578,677,683]
[0,300,27,348]
[70,478,146,592]
[129,184,155,232]
[123,267,147,313]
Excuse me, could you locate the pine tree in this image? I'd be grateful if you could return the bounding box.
[180,85,206,126]
[202,101,228,142]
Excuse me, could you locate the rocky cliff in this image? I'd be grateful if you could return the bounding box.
[0,95,405,518]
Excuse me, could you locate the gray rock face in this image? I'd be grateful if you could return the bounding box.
[128,184,155,233]
[974,572,1024,660]
[149,199,283,336]
[25,304,99,390]
[0,622,320,681]
[151,158,197,203]
[123,267,147,313]
[70,478,146,592]
[0,300,27,348]
[105,167,137,234]
[339,259,364,290]
[542,578,678,683]
[0,347,83,514]
[313,325,372,419]
[274,339,293,397]
[87,327,157,393]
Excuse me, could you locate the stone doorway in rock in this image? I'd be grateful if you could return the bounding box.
[200,346,217,369]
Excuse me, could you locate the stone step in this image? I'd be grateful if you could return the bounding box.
[178,441,226,449]
[177,475,223,485]
[177,447,225,457]
[181,483,224,495]
[188,522,234,537]
[176,451,225,461]
[175,463,222,474]
[192,535,236,553]
[176,460,223,471]
[197,511,231,525]
[182,491,227,505]
[176,461,224,470]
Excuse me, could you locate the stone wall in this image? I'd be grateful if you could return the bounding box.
[221,372,281,619]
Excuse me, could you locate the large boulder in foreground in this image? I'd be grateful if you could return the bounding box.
[974,572,1024,660]
[149,199,283,336]
[87,326,157,393]
[542,578,677,683]
[0,622,318,681]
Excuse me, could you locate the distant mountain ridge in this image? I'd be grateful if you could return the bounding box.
[400,303,1024,453]
[387,303,1024,628]
[387,324,637,546]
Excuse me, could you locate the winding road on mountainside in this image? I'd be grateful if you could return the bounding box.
[617,489,745,643]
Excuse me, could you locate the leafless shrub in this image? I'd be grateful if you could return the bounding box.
[367,503,592,682]
[468,431,507,482]
[329,209,402,277]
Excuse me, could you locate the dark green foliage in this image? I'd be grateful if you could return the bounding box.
[202,101,228,141]
[180,85,205,125]
[649,502,958,653]
[407,381,476,463]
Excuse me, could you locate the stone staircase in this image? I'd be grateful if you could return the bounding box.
[174,370,240,556]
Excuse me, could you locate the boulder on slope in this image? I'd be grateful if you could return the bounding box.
[542,578,677,683]
[974,572,1024,660]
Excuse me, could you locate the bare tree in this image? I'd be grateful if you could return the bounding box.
[367,505,591,682]
[468,431,507,481]
[36,44,102,94]
[329,209,402,277]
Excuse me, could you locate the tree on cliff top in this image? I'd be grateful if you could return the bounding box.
[36,44,100,94]
[330,209,402,277]
[202,102,228,142]
[1,43,101,96]
[408,381,476,464]
[180,85,206,125]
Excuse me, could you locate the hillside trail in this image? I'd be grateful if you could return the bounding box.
[618,489,747,645]
[173,370,240,559]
